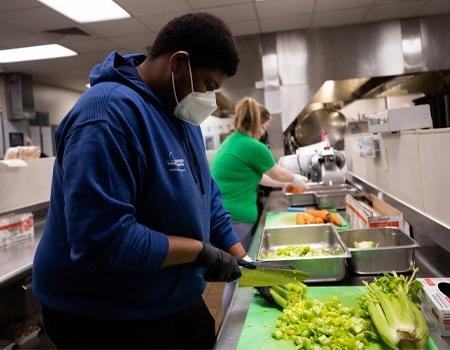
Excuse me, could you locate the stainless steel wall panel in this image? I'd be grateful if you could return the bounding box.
[401,18,424,73]
[275,21,405,86]
[222,35,264,90]
[260,34,280,87]
[420,14,450,71]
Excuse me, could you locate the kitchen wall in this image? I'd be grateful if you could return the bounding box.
[33,83,81,125]
[344,128,450,232]
[0,84,80,213]
[0,80,82,158]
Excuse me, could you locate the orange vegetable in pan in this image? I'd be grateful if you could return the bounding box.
[305,213,316,224]
[295,211,341,226]
[313,217,324,224]
[306,209,329,220]
[326,213,342,226]
[295,214,306,225]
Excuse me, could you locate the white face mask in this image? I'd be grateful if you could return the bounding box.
[171,59,217,125]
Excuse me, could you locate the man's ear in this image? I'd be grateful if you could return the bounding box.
[170,51,189,74]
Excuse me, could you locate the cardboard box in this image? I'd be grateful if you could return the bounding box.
[367,105,432,133]
[418,278,450,337]
[345,193,404,231]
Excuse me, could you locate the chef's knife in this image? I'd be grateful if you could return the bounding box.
[237,260,308,288]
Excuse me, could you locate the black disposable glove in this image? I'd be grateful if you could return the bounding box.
[194,243,242,282]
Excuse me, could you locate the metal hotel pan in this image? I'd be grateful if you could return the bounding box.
[256,224,351,282]
[339,228,419,274]
[315,187,358,209]
[285,184,357,209]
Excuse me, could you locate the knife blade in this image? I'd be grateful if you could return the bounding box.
[237,260,308,287]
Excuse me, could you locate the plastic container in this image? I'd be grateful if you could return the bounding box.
[0,213,34,247]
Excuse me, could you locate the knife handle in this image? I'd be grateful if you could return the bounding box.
[238,259,256,269]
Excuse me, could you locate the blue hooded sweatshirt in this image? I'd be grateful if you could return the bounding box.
[32,52,239,320]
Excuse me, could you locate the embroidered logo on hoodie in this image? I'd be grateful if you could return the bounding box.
[167,152,186,172]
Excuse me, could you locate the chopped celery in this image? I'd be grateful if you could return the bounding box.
[263,244,341,259]
[270,283,378,349]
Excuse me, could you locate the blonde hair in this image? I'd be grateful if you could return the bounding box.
[233,97,271,138]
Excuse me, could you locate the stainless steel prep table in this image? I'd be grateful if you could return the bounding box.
[216,190,450,350]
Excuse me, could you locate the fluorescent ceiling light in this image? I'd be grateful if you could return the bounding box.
[38,0,130,23]
[0,44,77,63]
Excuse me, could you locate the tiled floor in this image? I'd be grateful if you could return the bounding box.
[202,282,226,333]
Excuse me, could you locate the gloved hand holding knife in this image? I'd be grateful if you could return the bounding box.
[195,243,308,288]
[194,243,242,282]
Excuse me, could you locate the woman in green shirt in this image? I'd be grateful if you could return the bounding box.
[211,97,307,249]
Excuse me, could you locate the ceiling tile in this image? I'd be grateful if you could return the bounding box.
[137,11,191,32]
[313,7,367,28]
[109,33,157,52]
[0,6,76,32]
[364,1,427,22]
[0,0,41,13]
[0,31,49,48]
[58,37,117,54]
[228,20,259,36]
[203,3,257,23]
[316,0,373,12]
[115,0,192,16]
[69,52,113,70]
[260,13,312,33]
[256,0,314,19]
[419,0,450,16]
[188,0,251,9]
[82,18,152,38]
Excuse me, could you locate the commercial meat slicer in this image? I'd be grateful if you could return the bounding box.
[278,141,346,185]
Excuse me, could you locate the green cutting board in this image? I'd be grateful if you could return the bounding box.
[236,286,438,350]
[265,211,350,231]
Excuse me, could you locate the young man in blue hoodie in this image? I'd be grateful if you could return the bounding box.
[33,13,246,349]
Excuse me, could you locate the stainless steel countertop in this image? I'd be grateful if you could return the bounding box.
[216,190,450,350]
[0,219,44,287]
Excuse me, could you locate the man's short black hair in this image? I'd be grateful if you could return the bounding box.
[150,12,239,77]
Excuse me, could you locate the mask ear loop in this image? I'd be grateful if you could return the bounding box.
[171,71,179,104]
[186,57,194,94]
[171,53,194,105]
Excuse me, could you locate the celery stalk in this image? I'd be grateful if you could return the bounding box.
[269,288,287,309]
[360,269,429,349]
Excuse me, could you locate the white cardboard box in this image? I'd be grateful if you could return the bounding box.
[367,105,432,133]
[345,193,405,231]
[418,278,450,337]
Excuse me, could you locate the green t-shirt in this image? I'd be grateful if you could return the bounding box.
[211,132,276,223]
